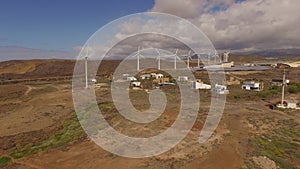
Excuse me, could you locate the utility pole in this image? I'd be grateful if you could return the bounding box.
[281,69,286,106]
[198,54,200,67]
[137,47,140,71]
[158,55,161,70]
[85,56,88,89]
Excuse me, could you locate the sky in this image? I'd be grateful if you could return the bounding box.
[0,0,300,61]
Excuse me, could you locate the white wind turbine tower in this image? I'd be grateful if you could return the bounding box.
[196,53,206,68]
[84,47,89,89]
[155,48,162,70]
[186,50,192,69]
[223,51,230,62]
[197,54,200,68]
[281,69,286,107]
[213,50,219,64]
[173,49,179,69]
[132,46,144,71]
[206,51,212,65]
[155,49,179,70]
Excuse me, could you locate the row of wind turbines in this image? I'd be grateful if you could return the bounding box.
[83,47,222,88]
[132,47,220,71]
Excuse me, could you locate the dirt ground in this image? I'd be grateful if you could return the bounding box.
[0,59,299,169]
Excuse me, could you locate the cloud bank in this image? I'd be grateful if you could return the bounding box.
[151,0,300,51]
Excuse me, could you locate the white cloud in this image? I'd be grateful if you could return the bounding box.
[150,0,300,51]
[78,0,300,60]
[150,0,235,18]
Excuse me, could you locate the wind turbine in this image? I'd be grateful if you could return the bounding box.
[173,49,179,69]
[281,69,286,106]
[155,49,179,70]
[186,50,192,69]
[84,47,89,89]
[196,53,207,68]
[213,50,219,64]
[155,48,162,70]
[223,51,230,62]
[131,46,144,71]
[165,49,179,70]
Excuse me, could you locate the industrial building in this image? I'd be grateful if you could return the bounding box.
[270,79,290,86]
[192,80,211,90]
[213,84,229,94]
[242,81,263,91]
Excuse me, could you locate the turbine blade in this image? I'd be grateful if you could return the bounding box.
[155,48,161,55]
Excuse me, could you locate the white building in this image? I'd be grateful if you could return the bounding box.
[91,78,97,83]
[192,81,211,90]
[277,100,300,110]
[284,61,300,68]
[125,76,137,81]
[242,81,263,91]
[213,84,229,94]
[270,79,290,86]
[140,74,151,80]
[131,81,141,87]
[178,76,189,82]
[122,73,130,77]
[155,73,164,79]
[94,84,102,88]
[287,102,297,109]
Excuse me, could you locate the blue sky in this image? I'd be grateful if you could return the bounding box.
[0,0,299,61]
[0,0,154,51]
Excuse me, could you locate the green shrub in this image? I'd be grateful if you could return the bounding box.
[249,119,300,169]
[10,116,86,159]
[288,83,300,93]
[0,157,11,167]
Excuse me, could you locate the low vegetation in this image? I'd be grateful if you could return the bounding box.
[256,85,281,99]
[9,116,86,159]
[287,83,300,93]
[0,157,11,167]
[248,119,300,169]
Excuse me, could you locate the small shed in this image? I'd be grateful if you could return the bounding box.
[178,76,189,82]
[270,79,290,86]
[131,81,141,87]
[91,78,97,83]
[213,84,229,94]
[287,102,297,109]
[122,73,130,77]
[242,81,263,91]
[155,73,164,79]
[192,81,211,90]
[153,77,169,84]
[277,100,300,109]
[150,73,157,77]
[140,74,151,80]
[125,76,137,81]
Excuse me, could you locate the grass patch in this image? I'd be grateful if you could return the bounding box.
[28,86,58,97]
[256,86,281,99]
[0,157,11,167]
[9,116,86,159]
[288,83,300,94]
[249,119,300,169]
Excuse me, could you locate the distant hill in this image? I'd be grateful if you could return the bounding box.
[0,55,299,80]
[0,59,121,80]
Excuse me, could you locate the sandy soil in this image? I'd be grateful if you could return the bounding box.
[0,59,299,169]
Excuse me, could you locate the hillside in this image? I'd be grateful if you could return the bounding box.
[0,59,121,80]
